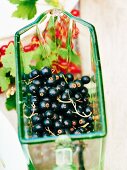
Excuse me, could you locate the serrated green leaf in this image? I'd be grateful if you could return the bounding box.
[1,43,16,77]
[41,44,51,59]
[0,68,10,91]
[5,93,16,111]
[12,2,37,20]
[22,52,33,74]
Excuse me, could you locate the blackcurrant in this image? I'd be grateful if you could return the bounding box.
[64,89,72,96]
[72,119,78,127]
[60,92,70,101]
[29,69,40,79]
[73,129,82,135]
[54,121,63,129]
[75,79,82,88]
[51,102,59,112]
[32,124,43,132]
[52,113,59,120]
[23,107,31,116]
[82,97,89,105]
[39,101,50,111]
[65,73,74,82]
[87,116,94,123]
[60,81,67,89]
[84,106,93,115]
[39,87,47,97]
[79,118,86,125]
[60,103,69,112]
[63,119,71,128]
[87,123,94,132]
[57,129,65,135]
[22,85,27,94]
[32,79,42,86]
[80,87,88,96]
[65,109,74,117]
[43,119,52,127]
[30,96,39,105]
[40,67,51,78]
[29,84,38,94]
[46,75,56,86]
[49,88,58,98]
[58,72,64,81]
[31,115,42,125]
[81,76,90,84]
[42,97,50,102]
[44,110,53,119]
[31,107,39,114]
[68,82,77,91]
[74,93,82,100]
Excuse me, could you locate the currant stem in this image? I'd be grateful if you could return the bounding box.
[45,127,56,136]
[81,122,89,128]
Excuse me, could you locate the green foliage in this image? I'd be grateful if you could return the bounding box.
[9,0,37,20]
[0,68,10,91]
[1,43,16,77]
[5,93,16,111]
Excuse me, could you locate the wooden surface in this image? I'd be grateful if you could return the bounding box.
[81,0,127,169]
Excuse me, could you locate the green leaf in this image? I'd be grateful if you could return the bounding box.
[46,37,56,51]
[1,43,16,77]
[47,16,54,29]
[0,68,10,91]
[5,93,16,111]
[22,52,33,74]
[12,2,37,20]
[9,0,20,4]
[45,0,59,7]
[69,50,81,65]
[58,48,68,59]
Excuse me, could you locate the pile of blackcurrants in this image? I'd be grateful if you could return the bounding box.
[22,67,94,138]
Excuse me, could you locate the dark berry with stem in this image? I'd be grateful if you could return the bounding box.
[39,101,50,111]
[60,92,70,101]
[32,79,42,86]
[56,84,63,93]
[40,67,52,78]
[64,89,72,96]
[29,84,38,94]
[43,119,52,127]
[58,72,64,81]
[30,96,39,105]
[65,109,74,117]
[46,75,56,86]
[42,97,50,102]
[52,113,59,121]
[32,124,43,132]
[75,79,82,88]
[49,88,58,98]
[31,107,39,114]
[31,115,42,125]
[87,123,94,132]
[60,81,67,89]
[51,102,59,112]
[84,106,93,115]
[87,116,94,123]
[68,82,77,91]
[65,73,74,82]
[81,76,90,84]
[80,87,88,96]
[63,119,71,128]
[60,103,69,112]
[82,97,89,105]
[54,120,63,129]
[79,118,86,125]
[44,110,53,119]
[72,119,78,127]
[57,129,65,135]
[74,129,82,135]
[23,107,31,116]
[39,87,47,97]
[29,69,40,79]
[74,93,82,100]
